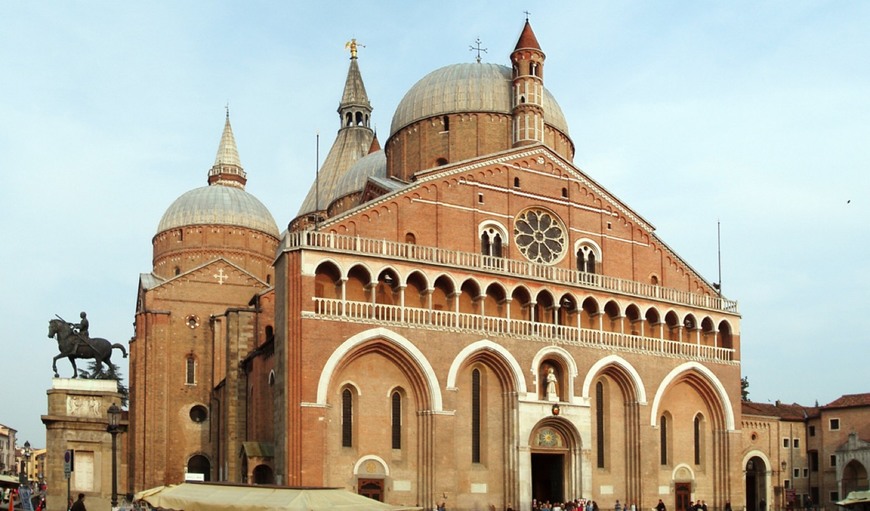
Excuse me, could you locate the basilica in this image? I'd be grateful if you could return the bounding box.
[128,20,746,511]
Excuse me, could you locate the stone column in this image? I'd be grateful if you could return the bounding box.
[42,379,125,511]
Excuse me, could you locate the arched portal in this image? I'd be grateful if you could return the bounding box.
[252,464,274,484]
[842,459,869,496]
[187,454,211,481]
[529,419,582,505]
[745,456,768,511]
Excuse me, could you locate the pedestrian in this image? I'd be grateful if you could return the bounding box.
[70,494,86,511]
[615,500,622,511]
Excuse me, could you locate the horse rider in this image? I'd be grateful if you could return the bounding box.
[70,312,95,351]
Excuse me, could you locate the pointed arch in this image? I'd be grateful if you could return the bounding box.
[315,327,443,411]
[581,355,647,404]
[649,361,735,430]
[446,339,527,395]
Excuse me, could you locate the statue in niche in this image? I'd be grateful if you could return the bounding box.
[546,367,559,402]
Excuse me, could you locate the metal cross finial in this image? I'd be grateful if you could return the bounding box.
[225,102,229,119]
[469,38,487,63]
[524,10,531,21]
[345,38,365,59]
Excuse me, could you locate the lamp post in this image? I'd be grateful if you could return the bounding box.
[24,441,31,484]
[106,403,121,509]
[19,440,31,484]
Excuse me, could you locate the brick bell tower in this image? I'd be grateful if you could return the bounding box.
[511,18,546,147]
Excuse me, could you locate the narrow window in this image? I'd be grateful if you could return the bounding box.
[478,193,484,203]
[342,388,353,447]
[186,357,195,385]
[830,455,836,467]
[586,251,596,273]
[793,468,800,478]
[809,425,816,436]
[660,415,668,465]
[481,231,491,256]
[783,438,791,449]
[391,391,402,449]
[596,381,605,468]
[810,451,819,471]
[492,233,503,258]
[694,416,702,465]
[561,187,568,198]
[514,177,521,188]
[785,480,791,489]
[472,369,481,463]
[442,115,450,131]
[830,418,840,430]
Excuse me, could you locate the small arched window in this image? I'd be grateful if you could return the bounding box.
[472,369,481,463]
[442,115,450,132]
[660,415,668,465]
[186,356,196,385]
[341,388,353,447]
[391,391,402,449]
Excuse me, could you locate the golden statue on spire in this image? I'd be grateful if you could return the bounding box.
[345,38,365,58]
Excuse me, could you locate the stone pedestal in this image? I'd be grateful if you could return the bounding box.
[41,379,127,511]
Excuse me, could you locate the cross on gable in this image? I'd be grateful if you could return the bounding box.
[213,268,229,285]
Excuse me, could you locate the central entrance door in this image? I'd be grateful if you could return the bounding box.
[675,482,691,511]
[358,479,384,502]
[531,453,565,504]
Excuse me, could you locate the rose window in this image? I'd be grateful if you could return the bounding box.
[514,209,566,264]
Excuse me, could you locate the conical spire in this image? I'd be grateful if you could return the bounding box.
[208,110,247,188]
[338,41,372,129]
[368,132,381,154]
[514,19,542,51]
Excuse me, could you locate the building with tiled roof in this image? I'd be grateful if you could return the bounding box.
[741,395,870,511]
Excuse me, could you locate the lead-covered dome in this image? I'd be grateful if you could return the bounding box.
[156,185,279,237]
[389,63,570,138]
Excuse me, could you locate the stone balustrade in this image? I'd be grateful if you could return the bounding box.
[282,231,739,314]
[307,297,737,364]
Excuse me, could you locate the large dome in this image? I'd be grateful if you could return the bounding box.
[390,62,570,137]
[157,185,279,237]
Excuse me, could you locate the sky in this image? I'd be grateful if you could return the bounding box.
[1,2,868,447]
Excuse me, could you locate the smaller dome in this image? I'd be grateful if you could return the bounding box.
[331,150,387,203]
[157,185,279,237]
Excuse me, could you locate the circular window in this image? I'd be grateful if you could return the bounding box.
[186,315,200,329]
[190,405,208,423]
[514,209,567,264]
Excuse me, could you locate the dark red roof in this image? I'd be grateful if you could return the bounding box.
[742,400,812,420]
[514,20,541,51]
[823,393,870,409]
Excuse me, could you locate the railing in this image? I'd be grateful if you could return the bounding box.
[282,231,739,314]
[311,297,736,364]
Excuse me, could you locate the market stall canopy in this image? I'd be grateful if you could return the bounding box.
[135,482,421,511]
[837,490,870,507]
[0,474,21,488]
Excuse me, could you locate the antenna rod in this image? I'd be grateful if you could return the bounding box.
[717,219,722,296]
[315,131,320,226]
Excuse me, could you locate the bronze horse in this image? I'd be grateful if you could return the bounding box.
[48,318,128,378]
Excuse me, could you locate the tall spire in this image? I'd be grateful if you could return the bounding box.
[208,110,247,188]
[338,40,373,130]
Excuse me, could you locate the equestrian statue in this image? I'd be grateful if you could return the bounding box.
[48,312,128,378]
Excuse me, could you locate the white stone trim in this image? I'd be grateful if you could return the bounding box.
[445,339,527,395]
[315,327,443,411]
[649,361,735,430]
[530,346,579,403]
[580,355,647,404]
